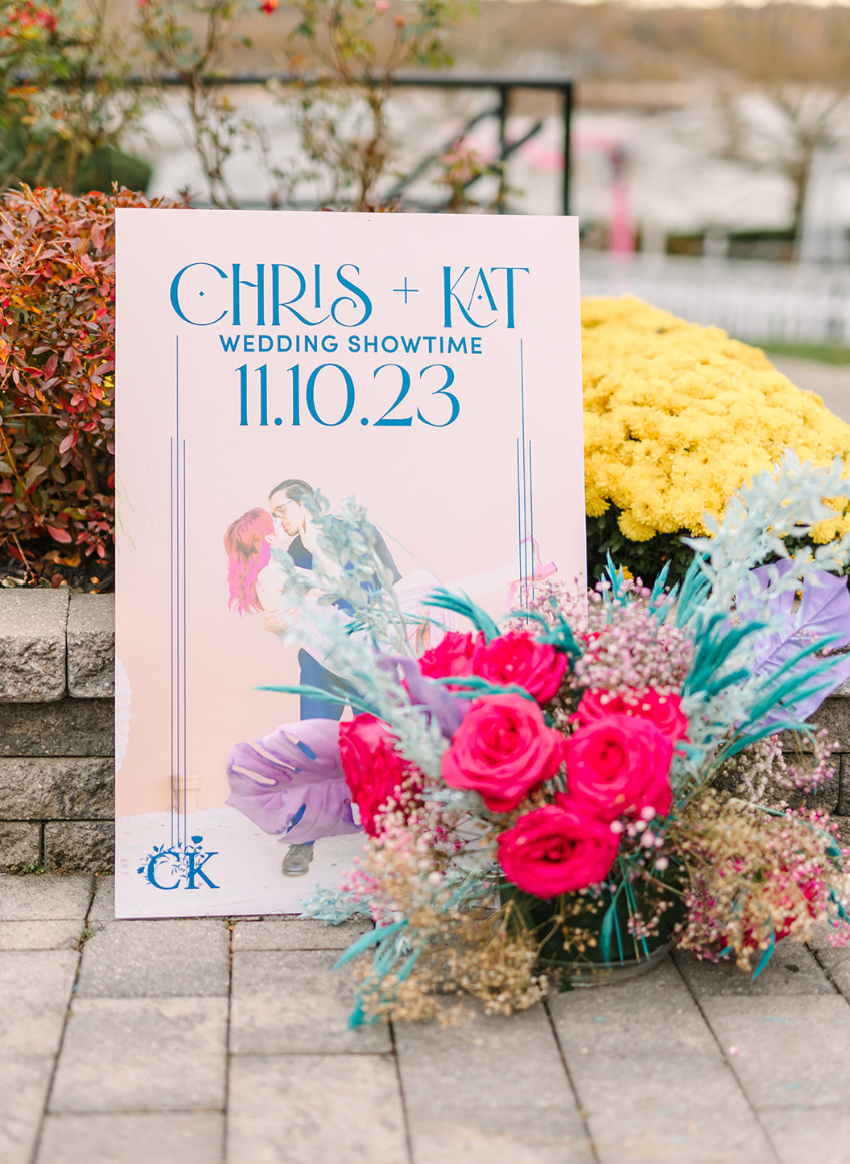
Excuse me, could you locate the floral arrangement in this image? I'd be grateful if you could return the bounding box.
[250,451,850,1026]
[583,297,850,583]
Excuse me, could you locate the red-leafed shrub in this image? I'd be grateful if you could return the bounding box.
[0,185,183,570]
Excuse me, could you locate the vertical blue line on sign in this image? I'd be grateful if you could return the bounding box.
[169,435,174,849]
[516,337,523,600]
[529,441,535,606]
[182,436,187,847]
[174,336,181,848]
[516,439,522,612]
[513,340,536,618]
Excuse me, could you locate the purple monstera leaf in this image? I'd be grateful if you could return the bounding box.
[226,719,361,845]
[737,560,850,723]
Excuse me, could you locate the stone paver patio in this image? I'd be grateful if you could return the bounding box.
[3,874,850,1164]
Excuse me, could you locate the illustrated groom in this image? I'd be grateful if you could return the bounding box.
[266,477,401,718]
[262,477,401,876]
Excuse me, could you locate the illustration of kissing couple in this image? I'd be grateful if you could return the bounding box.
[223,477,556,878]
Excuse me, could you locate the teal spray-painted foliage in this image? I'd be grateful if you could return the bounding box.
[666,452,850,804]
[259,489,448,778]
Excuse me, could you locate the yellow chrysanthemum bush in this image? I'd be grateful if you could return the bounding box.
[583,297,850,583]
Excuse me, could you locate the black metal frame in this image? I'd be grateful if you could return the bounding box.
[139,72,574,214]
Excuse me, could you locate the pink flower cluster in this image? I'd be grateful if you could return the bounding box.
[428,630,685,898]
[339,625,687,903]
[419,628,567,703]
[338,715,422,838]
[2,1,57,31]
[497,702,680,898]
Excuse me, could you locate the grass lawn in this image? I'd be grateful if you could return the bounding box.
[754,340,850,365]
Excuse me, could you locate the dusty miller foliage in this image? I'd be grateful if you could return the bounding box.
[669,451,850,804]
[687,451,850,616]
[267,489,447,778]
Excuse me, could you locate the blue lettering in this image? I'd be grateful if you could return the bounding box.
[259,335,273,352]
[170,262,227,327]
[465,268,497,318]
[232,263,265,327]
[332,264,372,326]
[278,335,293,352]
[322,335,338,352]
[447,337,467,353]
[243,335,254,352]
[364,336,378,352]
[186,849,219,890]
[490,267,529,328]
[272,265,329,327]
[401,336,421,353]
[146,852,179,890]
[219,334,240,352]
[443,266,497,329]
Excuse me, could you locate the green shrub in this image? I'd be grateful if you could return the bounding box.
[0,184,181,566]
[0,0,145,194]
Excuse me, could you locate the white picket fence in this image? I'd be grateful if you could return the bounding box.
[579,254,850,345]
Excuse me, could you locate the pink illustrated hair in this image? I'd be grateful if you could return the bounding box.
[224,508,273,614]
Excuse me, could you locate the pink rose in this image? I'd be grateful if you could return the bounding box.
[441,694,563,813]
[419,631,480,686]
[473,630,568,704]
[338,714,421,837]
[497,798,620,896]
[572,689,627,724]
[565,713,673,820]
[631,690,688,740]
[574,688,688,742]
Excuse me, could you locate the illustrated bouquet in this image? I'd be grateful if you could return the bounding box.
[245,452,850,1025]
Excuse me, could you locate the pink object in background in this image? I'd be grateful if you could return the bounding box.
[522,129,635,252]
[608,145,635,255]
[518,141,564,173]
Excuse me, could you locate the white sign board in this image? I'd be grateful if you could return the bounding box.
[115,209,585,917]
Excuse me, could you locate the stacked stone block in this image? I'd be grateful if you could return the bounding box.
[0,591,114,871]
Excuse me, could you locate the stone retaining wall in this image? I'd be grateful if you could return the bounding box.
[0,590,114,871]
[1,590,850,871]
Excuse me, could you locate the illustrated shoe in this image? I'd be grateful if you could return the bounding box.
[281,843,314,877]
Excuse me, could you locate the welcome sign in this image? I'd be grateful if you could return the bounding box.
[114,209,585,918]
